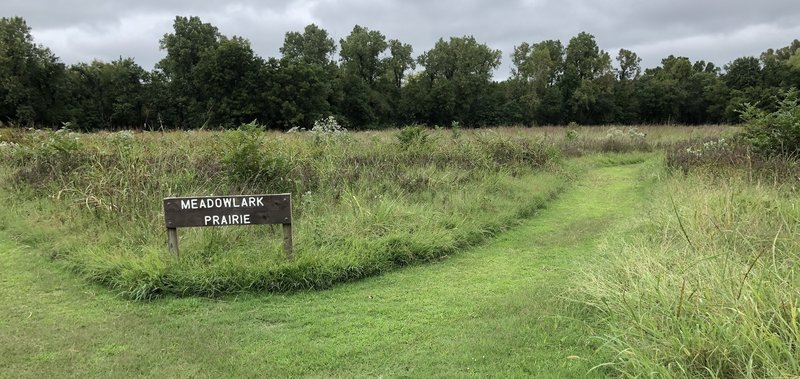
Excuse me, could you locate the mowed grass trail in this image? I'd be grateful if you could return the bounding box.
[0,159,652,378]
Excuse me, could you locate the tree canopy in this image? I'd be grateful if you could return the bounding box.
[2,15,799,130]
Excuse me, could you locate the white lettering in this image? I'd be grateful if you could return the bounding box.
[181,199,192,209]
[201,214,253,225]
[256,197,264,206]
[214,198,223,208]
[223,198,232,207]
[191,199,198,209]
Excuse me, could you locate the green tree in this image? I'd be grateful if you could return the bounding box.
[723,56,771,120]
[276,24,339,129]
[761,40,800,90]
[384,39,415,90]
[0,16,67,126]
[512,40,563,88]
[509,40,564,124]
[280,24,336,66]
[724,56,762,90]
[616,48,641,81]
[65,58,147,130]
[636,55,728,124]
[611,49,641,123]
[380,39,415,123]
[155,16,221,128]
[262,58,335,130]
[340,25,388,85]
[561,32,614,124]
[762,50,792,89]
[192,36,265,127]
[636,56,689,123]
[338,25,391,127]
[411,36,501,126]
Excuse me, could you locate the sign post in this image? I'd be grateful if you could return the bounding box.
[162,193,292,259]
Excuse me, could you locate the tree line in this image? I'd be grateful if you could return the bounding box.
[2,15,799,130]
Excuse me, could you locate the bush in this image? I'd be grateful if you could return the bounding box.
[666,137,800,187]
[222,121,291,191]
[396,125,430,150]
[10,127,87,188]
[741,90,800,157]
[482,134,560,167]
[310,116,346,135]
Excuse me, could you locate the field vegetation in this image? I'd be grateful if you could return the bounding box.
[573,101,800,377]
[0,155,651,378]
[1,121,581,299]
[2,117,799,377]
[3,7,800,378]
[0,123,728,301]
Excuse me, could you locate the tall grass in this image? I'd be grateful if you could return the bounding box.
[575,152,800,377]
[0,126,572,299]
[0,124,728,300]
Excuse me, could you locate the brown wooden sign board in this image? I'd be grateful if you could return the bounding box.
[162,193,292,259]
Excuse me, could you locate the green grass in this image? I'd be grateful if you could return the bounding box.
[0,127,569,298]
[574,158,800,377]
[0,157,653,377]
[12,124,787,377]
[0,125,727,300]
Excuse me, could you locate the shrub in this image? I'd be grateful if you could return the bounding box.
[396,125,430,150]
[666,137,800,186]
[741,90,800,157]
[10,126,87,188]
[481,135,560,167]
[222,121,291,191]
[0,127,28,144]
[450,120,462,139]
[600,126,649,153]
[310,115,346,135]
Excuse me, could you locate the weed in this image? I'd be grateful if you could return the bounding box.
[395,125,430,150]
[575,157,800,377]
[0,126,563,298]
[222,122,291,191]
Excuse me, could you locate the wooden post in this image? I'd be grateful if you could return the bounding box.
[167,228,180,257]
[282,223,293,260]
[282,194,293,260]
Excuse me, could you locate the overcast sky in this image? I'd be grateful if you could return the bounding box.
[5,0,800,79]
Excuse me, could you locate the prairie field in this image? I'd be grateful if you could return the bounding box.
[1,123,798,377]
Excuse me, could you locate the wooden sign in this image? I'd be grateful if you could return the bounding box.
[162,194,292,259]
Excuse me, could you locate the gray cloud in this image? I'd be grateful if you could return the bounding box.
[4,0,800,77]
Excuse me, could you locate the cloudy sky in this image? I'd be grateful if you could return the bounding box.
[5,0,800,78]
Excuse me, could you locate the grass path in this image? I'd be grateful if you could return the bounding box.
[0,160,652,378]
